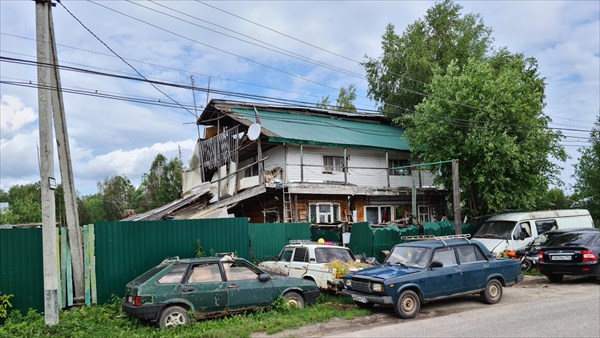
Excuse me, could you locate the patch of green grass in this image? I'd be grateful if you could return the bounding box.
[523,268,543,276]
[0,295,369,337]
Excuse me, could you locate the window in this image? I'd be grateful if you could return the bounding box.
[389,159,411,176]
[244,162,259,177]
[187,263,222,283]
[535,220,558,235]
[456,245,486,264]
[309,203,340,223]
[158,264,189,284]
[431,247,457,267]
[365,206,392,225]
[314,248,354,263]
[323,156,345,173]
[223,261,259,281]
[279,248,294,262]
[292,247,308,262]
[418,205,430,223]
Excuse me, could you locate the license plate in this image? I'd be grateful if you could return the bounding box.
[551,255,571,261]
[352,295,367,303]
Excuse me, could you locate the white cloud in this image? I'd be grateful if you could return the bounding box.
[1,95,37,139]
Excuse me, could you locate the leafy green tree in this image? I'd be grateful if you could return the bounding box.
[0,183,42,224]
[535,188,573,210]
[79,193,108,224]
[316,85,357,112]
[405,53,566,217]
[363,0,492,120]
[98,175,136,221]
[572,115,600,224]
[137,154,183,212]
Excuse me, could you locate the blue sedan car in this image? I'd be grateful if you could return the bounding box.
[342,236,523,318]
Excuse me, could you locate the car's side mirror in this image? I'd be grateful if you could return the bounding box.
[258,273,272,282]
[519,232,527,240]
[430,261,443,268]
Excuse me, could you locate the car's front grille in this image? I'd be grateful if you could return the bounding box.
[351,279,371,293]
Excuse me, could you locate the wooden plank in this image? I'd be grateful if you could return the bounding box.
[83,224,91,305]
[90,224,97,304]
[58,228,64,308]
[66,236,73,307]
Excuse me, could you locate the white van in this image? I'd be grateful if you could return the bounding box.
[472,209,595,254]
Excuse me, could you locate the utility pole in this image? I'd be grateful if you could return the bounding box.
[35,0,58,325]
[45,1,85,305]
[452,159,462,234]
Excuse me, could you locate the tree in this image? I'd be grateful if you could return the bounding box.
[79,193,108,224]
[363,0,492,120]
[405,53,566,217]
[535,188,573,210]
[98,175,136,221]
[316,84,357,112]
[137,154,183,212]
[572,115,600,224]
[0,183,42,224]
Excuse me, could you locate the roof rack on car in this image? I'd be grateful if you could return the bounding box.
[159,256,180,266]
[401,234,471,246]
[289,239,312,245]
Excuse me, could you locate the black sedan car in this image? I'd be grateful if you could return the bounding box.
[537,230,600,282]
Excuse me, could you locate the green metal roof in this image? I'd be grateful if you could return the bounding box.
[231,108,410,151]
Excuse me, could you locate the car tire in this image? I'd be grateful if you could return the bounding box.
[547,274,564,282]
[284,291,305,309]
[480,279,503,304]
[393,290,420,319]
[355,301,374,309]
[158,306,190,329]
[521,259,533,272]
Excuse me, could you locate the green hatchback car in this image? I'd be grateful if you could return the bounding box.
[123,255,320,328]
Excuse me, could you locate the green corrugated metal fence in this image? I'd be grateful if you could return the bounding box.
[248,223,310,262]
[94,218,250,304]
[0,228,44,314]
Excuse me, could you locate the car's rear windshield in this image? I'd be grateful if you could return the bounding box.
[546,232,598,247]
[473,221,516,240]
[131,265,167,284]
[314,247,354,263]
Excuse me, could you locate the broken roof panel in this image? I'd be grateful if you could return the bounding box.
[228,107,410,152]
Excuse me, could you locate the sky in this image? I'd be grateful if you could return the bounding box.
[1,0,598,197]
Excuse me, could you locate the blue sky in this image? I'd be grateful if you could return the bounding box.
[1,0,598,196]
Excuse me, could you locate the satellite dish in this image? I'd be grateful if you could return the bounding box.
[248,123,261,141]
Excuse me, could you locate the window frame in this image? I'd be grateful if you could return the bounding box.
[322,155,346,173]
[365,205,393,225]
[309,202,340,223]
[388,159,412,176]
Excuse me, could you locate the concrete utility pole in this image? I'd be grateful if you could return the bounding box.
[35,0,58,325]
[45,1,85,306]
[452,159,462,234]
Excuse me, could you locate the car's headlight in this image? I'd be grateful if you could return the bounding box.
[371,283,384,292]
[345,279,352,287]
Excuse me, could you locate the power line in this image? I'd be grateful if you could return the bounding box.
[58,0,197,118]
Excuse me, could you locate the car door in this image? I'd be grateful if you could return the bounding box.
[181,262,228,314]
[425,247,461,298]
[224,260,275,311]
[455,244,488,292]
[272,247,294,276]
[288,247,309,279]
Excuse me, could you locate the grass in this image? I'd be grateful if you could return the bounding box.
[523,268,543,277]
[0,294,369,338]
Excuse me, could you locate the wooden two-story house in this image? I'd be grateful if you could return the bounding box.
[181,99,449,225]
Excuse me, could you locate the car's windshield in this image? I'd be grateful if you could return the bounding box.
[385,246,431,268]
[473,221,516,240]
[546,232,598,247]
[315,247,355,263]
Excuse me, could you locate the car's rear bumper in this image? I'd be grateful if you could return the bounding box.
[538,262,599,277]
[341,289,393,305]
[506,273,524,286]
[304,289,320,305]
[122,302,162,321]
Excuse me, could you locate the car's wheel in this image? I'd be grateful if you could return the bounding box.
[480,279,503,304]
[158,306,189,329]
[393,290,420,319]
[547,274,564,282]
[521,259,533,272]
[355,301,374,309]
[284,291,305,309]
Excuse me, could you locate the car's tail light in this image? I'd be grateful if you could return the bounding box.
[582,250,597,262]
[133,296,142,306]
[538,251,544,262]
